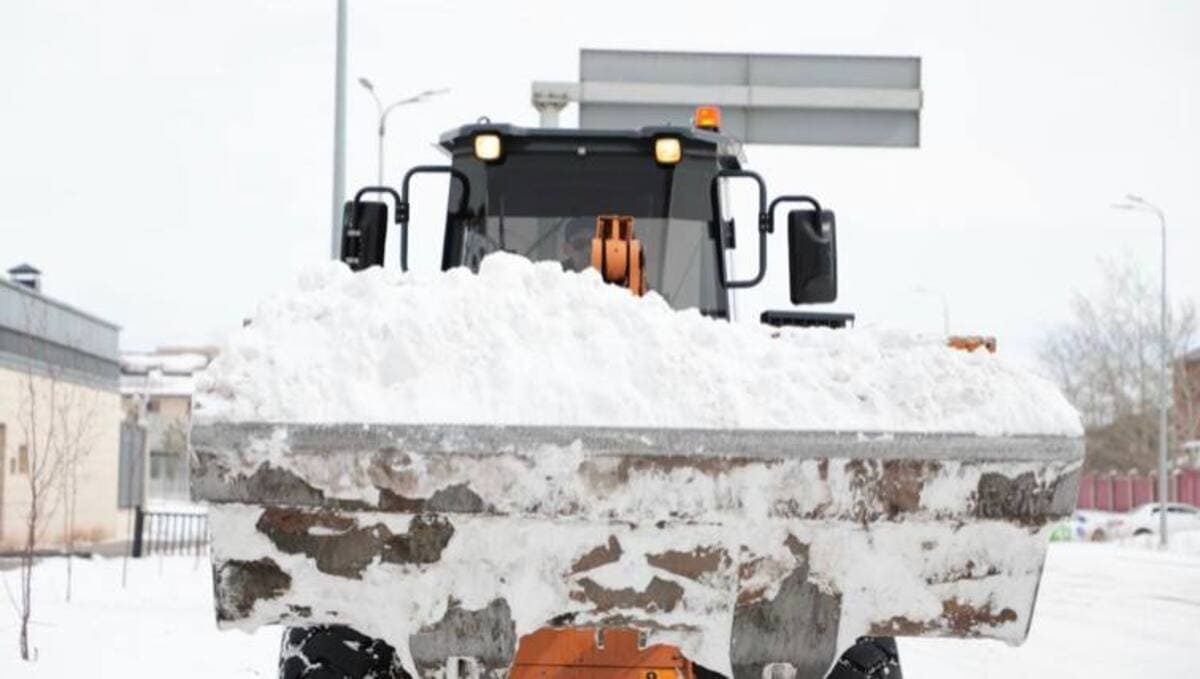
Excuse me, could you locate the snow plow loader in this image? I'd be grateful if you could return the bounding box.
[193,110,1084,679]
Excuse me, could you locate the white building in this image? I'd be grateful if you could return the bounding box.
[120,348,216,507]
[0,264,128,550]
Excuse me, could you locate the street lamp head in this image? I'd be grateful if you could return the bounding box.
[1113,195,1163,217]
[407,88,449,104]
[358,77,374,92]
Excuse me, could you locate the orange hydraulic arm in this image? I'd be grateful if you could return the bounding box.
[591,215,647,296]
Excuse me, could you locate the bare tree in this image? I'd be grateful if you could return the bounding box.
[56,385,99,602]
[15,348,65,661]
[1041,257,1197,472]
[11,297,99,660]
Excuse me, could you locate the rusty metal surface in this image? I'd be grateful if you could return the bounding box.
[194,422,1083,679]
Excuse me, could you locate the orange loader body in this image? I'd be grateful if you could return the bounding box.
[510,627,693,679]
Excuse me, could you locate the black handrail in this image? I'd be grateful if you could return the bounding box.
[710,169,769,289]
[398,166,471,271]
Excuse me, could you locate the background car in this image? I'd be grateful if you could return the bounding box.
[1115,502,1200,538]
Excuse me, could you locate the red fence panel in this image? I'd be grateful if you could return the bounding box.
[1113,476,1133,512]
[1131,476,1154,506]
[1094,476,1114,511]
[1077,474,1096,509]
[1179,469,1198,505]
[1076,468,1200,511]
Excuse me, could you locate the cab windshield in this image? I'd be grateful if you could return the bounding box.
[459,215,722,314]
[446,144,726,315]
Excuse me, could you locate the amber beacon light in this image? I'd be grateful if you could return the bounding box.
[693,105,722,131]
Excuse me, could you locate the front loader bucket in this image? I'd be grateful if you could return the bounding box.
[192,423,1082,679]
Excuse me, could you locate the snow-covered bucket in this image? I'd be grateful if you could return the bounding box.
[191,255,1084,678]
[192,422,1081,679]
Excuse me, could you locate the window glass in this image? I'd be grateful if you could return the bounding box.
[463,216,719,313]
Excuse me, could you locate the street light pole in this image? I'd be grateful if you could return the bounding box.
[357,79,448,186]
[1113,194,1170,548]
[330,0,348,259]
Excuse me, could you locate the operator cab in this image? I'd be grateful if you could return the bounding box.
[340,109,850,327]
[438,122,740,317]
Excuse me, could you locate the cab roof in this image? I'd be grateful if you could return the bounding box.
[438,122,746,169]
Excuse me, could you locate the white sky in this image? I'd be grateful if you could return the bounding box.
[2,0,1197,368]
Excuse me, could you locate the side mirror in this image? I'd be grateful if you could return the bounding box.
[340,200,388,271]
[787,209,837,304]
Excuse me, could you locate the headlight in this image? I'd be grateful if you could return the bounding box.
[654,137,682,165]
[474,133,502,161]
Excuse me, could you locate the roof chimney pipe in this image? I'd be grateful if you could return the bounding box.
[8,263,42,292]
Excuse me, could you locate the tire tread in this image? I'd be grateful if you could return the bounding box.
[825,637,902,679]
[280,626,409,679]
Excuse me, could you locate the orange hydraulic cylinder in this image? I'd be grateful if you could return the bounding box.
[590,215,647,296]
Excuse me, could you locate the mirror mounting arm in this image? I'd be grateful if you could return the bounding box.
[768,195,824,222]
[352,186,402,218]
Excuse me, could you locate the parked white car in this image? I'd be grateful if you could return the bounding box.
[1114,502,1200,537]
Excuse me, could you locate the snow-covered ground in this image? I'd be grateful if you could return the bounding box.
[2,538,1197,678]
[902,534,1200,677]
[0,556,280,677]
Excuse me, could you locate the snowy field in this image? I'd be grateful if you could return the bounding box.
[902,535,1200,677]
[1,539,1197,678]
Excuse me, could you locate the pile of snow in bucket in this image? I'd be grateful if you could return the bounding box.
[197,253,1081,436]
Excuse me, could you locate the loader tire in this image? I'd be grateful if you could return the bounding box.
[280,625,410,679]
[825,636,902,679]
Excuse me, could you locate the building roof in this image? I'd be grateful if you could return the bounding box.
[121,350,215,375]
[119,348,217,397]
[0,274,121,331]
[0,276,121,389]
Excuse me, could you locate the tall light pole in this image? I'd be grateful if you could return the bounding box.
[1113,194,1170,548]
[357,79,448,186]
[913,286,950,336]
[330,0,348,259]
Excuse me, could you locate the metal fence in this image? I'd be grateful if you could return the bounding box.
[131,507,209,557]
[1076,468,1200,512]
